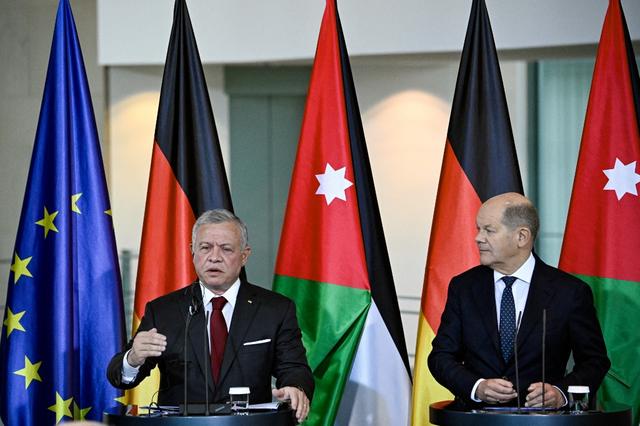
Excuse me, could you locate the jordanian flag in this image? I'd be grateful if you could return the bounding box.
[126,0,234,406]
[273,1,411,425]
[412,1,523,424]
[559,0,640,423]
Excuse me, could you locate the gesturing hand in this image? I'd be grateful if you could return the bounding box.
[127,328,167,367]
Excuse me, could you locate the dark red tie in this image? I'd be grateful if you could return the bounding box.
[210,297,228,383]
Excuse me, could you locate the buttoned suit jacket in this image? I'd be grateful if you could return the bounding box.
[107,281,314,406]
[428,256,610,406]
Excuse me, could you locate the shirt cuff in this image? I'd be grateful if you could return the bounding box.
[553,385,568,407]
[121,349,140,384]
[471,379,485,402]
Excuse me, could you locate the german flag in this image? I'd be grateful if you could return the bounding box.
[412,1,523,424]
[126,0,234,406]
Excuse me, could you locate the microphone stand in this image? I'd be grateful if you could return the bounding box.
[183,305,196,416]
[204,310,211,416]
[514,311,523,413]
[542,309,547,411]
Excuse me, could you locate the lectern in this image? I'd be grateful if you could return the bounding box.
[429,400,631,426]
[103,405,296,426]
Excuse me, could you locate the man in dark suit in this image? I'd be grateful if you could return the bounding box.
[107,209,313,422]
[428,192,609,409]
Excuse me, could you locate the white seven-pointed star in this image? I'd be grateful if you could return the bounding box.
[315,163,354,205]
[603,158,640,200]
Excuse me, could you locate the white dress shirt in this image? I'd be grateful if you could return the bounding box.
[493,253,535,329]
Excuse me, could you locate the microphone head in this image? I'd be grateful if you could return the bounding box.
[189,297,200,315]
[189,282,201,315]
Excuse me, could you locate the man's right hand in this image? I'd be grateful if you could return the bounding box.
[475,378,518,404]
[126,328,167,367]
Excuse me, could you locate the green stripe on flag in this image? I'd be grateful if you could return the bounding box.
[274,275,371,426]
[576,274,640,420]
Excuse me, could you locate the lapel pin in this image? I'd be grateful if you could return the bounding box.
[248,299,253,304]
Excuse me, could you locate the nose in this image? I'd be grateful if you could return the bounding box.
[475,230,484,244]
[209,245,222,262]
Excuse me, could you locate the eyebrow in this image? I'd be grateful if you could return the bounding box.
[198,242,234,248]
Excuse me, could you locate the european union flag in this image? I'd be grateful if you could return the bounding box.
[0,0,126,424]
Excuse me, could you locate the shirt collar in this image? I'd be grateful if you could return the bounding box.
[199,278,241,310]
[493,252,536,285]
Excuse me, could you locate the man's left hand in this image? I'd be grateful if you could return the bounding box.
[525,382,564,408]
[272,386,309,423]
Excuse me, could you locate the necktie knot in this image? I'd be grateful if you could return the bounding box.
[503,276,516,288]
[212,296,227,311]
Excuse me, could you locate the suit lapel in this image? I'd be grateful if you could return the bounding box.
[517,258,556,347]
[218,282,260,387]
[473,267,501,358]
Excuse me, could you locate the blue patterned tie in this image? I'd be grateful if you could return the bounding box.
[500,276,517,362]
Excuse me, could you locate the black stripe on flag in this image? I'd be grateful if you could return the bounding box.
[447,0,523,202]
[334,1,412,378]
[154,0,234,215]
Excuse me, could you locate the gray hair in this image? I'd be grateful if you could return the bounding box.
[502,202,539,241]
[191,209,249,250]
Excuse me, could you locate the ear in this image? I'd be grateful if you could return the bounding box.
[516,227,532,248]
[241,246,252,265]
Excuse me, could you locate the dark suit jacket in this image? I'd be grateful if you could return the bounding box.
[107,281,314,405]
[428,256,610,407]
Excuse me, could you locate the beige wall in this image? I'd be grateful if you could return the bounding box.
[97,0,640,65]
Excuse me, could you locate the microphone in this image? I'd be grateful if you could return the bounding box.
[514,311,523,412]
[183,283,200,416]
[190,292,200,316]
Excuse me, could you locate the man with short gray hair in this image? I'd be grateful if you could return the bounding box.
[428,192,609,410]
[108,209,313,422]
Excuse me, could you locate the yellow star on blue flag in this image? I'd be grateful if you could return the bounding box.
[10,253,33,284]
[3,308,26,338]
[48,392,72,424]
[35,207,59,238]
[73,401,91,420]
[71,193,82,214]
[13,356,42,389]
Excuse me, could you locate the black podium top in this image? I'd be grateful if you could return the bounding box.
[429,400,632,426]
[103,405,296,426]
